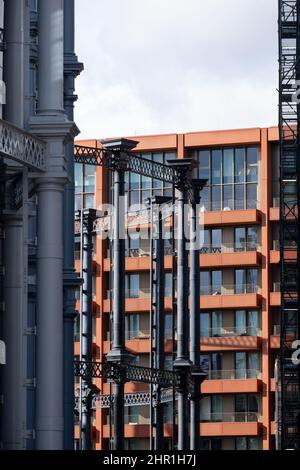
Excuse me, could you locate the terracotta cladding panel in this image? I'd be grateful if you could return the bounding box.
[200,294,261,310]
[185,128,261,147]
[200,422,261,437]
[200,336,261,351]
[201,379,261,394]
[203,209,260,226]
[200,251,260,268]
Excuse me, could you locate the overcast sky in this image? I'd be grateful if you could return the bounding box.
[75,0,278,140]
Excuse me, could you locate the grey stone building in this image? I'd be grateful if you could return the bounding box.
[0,0,82,450]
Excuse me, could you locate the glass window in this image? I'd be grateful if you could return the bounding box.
[75,194,82,211]
[200,271,210,295]
[212,311,222,336]
[211,439,222,450]
[246,184,257,209]
[200,354,209,372]
[212,270,222,295]
[165,354,173,371]
[235,184,244,210]
[247,226,258,250]
[126,315,140,340]
[235,148,245,183]
[223,148,234,184]
[84,194,94,209]
[211,229,221,253]
[211,352,222,371]
[211,150,222,184]
[235,352,246,379]
[248,438,261,450]
[246,147,258,183]
[84,165,95,192]
[165,315,172,340]
[130,172,140,190]
[75,164,83,193]
[236,437,247,450]
[212,186,221,211]
[235,227,246,252]
[223,185,233,210]
[235,269,246,294]
[248,352,259,378]
[165,272,172,297]
[199,150,210,182]
[126,274,140,298]
[200,186,210,211]
[202,229,210,253]
[248,310,259,336]
[235,310,246,335]
[211,395,222,421]
[130,190,140,207]
[200,313,210,338]
[247,269,258,293]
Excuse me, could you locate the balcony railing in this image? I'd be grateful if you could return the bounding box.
[201,412,261,423]
[124,246,174,258]
[200,326,261,338]
[107,288,173,299]
[205,369,261,380]
[273,197,280,208]
[200,284,260,296]
[273,282,281,292]
[200,242,259,254]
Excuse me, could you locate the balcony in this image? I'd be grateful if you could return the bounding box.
[200,412,262,437]
[200,327,262,351]
[201,412,261,423]
[103,329,175,354]
[200,284,261,310]
[200,243,261,268]
[201,370,262,394]
[202,208,261,227]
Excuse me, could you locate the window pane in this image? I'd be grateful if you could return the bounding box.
[247,226,258,250]
[212,271,222,294]
[211,150,222,184]
[212,186,221,211]
[199,150,210,182]
[141,175,151,189]
[211,395,222,421]
[153,152,163,164]
[248,310,259,336]
[235,269,246,294]
[75,164,83,193]
[235,184,245,209]
[200,354,209,372]
[236,437,247,450]
[246,184,257,209]
[202,229,210,253]
[84,165,95,192]
[84,194,94,209]
[200,313,210,338]
[247,147,258,183]
[130,172,140,190]
[235,148,245,183]
[248,352,259,377]
[248,395,259,413]
[212,311,222,336]
[130,190,140,207]
[75,194,82,211]
[247,269,258,292]
[211,352,222,371]
[223,185,233,210]
[235,227,246,252]
[223,148,234,184]
[235,394,247,412]
[235,310,246,335]
[235,352,246,378]
[211,229,221,252]
[200,186,210,211]
[200,271,210,295]
[248,438,260,450]
[165,272,172,297]
[165,315,172,339]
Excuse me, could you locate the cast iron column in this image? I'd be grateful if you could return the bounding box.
[168,159,193,450]
[80,209,96,450]
[150,196,172,450]
[29,0,79,449]
[63,0,83,450]
[105,139,137,450]
[189,179,207,450]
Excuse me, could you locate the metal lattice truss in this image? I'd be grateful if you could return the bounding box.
[74,360,181,389]
[0,119,46,171]
[74,145,182,185]
[92,389,175,409]
[74,203,177,234]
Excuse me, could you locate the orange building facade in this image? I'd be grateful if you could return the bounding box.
[74,126,281,451]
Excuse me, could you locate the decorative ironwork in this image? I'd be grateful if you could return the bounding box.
[74,145,197,189]
[0,119,46,171]
[278,0,300,450]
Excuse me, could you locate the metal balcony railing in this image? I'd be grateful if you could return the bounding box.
[200,242,259,254]
[201,412,261,423]
[205,369,261,380]
[200,326,261,338]
[107,288,173,299]
[200,284,260,296]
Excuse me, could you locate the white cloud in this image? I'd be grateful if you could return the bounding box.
[74,0,278,139]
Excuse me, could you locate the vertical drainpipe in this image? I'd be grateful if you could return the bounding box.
[1,0,27,450]
[63,0,83,450]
